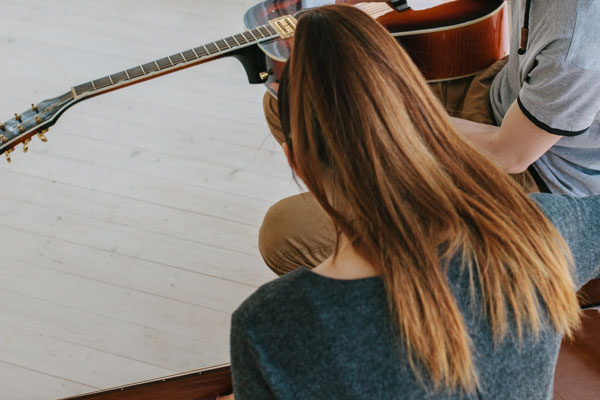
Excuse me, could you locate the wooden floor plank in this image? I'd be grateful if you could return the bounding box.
[0,289,229,371]
[0,361,96,400]
[0,0,290,397]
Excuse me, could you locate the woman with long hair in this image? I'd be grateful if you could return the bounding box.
[230,5,600,399]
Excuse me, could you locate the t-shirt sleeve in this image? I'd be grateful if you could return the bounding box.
[518,53,600,136]
[531,193,600,288]
[230,310,275,400]
[518,0,600,137]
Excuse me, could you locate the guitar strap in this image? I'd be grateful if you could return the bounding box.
[517,0,532,54]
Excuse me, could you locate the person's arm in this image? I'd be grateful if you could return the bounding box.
[230,310,275,400]
[451,101,560,174]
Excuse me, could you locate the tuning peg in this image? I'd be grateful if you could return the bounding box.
[31,104,39,112]
[14,113,22,122]
[0,124,5,131]
[22,138,31,153]
[5,148,14,163]
[17,125,24,134]
[35,115,42,124]
[37,129,48,142]
[0,135,7,144]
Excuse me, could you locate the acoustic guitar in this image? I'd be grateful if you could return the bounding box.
[0,0,508,163]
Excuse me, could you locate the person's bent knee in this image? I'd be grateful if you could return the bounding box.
[259,193,336,276]
[259,197,300,276]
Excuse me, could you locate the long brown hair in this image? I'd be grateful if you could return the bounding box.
[280,4,580,393]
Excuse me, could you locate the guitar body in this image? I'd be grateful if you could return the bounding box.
[57,364,232,400]
[244,0,509,96]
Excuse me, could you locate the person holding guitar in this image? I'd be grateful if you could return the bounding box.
[228,6,600,398]
[259,0,600,276]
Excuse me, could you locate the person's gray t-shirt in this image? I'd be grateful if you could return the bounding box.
[230,194,600,399]
[490,0,600,196]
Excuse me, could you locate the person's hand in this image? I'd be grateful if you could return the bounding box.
[216,394,234,400]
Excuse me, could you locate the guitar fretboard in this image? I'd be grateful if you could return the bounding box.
[72,23,280,97]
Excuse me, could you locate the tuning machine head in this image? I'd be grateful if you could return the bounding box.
[37,129,49,142]
[22,138,31,153]
[5,148,14,163]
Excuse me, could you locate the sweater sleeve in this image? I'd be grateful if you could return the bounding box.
[230,309,275,400]
[531,194,600,288]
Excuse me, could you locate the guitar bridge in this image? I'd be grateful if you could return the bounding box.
[269,16,298,40]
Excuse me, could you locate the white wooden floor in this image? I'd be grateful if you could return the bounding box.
[0,1,299,398]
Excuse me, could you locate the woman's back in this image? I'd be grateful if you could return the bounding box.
[230,4,595,399]
[231,194,600,399]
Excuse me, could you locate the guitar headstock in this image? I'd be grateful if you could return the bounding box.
[0,91,74,162]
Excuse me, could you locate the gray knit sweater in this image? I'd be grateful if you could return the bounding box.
[231,194,600,399]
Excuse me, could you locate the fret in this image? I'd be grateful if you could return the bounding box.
[92,76,112,90]
[244,30,257,42]
[257,26,271,37]
[156,57,172,70]
[191,48,200,58]
[73,82,94,96]
[194,45,209,57]
[205,42,219,55]
[111,71,128,85]
[126,66,144,79]
[242,31,256,43]
[182,49,198,62]
[224,36,238,48]
[234,33,248,45]
[124,70,131,80]
[215,39,229,51]
[265,25,278,35]
[141,61,159,74]
[170,53,185,65]
[251,28,265,39]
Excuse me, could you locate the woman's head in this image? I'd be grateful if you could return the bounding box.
[278,4,580,394]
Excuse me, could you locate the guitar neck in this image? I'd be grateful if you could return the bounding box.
[71,16,296,99]
[0,15,296,160]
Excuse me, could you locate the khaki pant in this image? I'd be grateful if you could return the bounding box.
[260,57,539,276]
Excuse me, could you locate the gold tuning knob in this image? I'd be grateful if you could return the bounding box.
[5,148,14,163]
[14,113,22,122]
[0,135,7,144]
[35,115,42,124]
[37,129,48,142]
[0,124,5,131]
[18,125,25,134]
[31,104,39,112]
[23,138,31,153]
